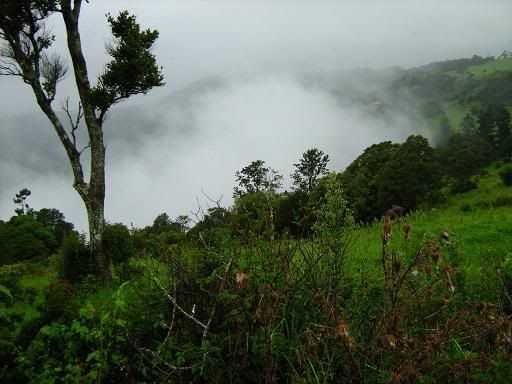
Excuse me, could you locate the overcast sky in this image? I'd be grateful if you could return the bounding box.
[1,0,511,231]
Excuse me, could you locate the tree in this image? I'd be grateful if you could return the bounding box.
[477,108,497,147]
[495,105,511,146]
[0,215,57,264]
[291,148,329,193]
[312,173,354,285]
[103,223,134,264]
[151,213,190,234]
[460,113,476,135]
[13,188,33,216]
[436,115,453,146]
[0,2,164,281]
[375,135,442,212]
[35,207,74,245]
[233,160,283,197]
[440,133,492,194]
[339,141,400,222]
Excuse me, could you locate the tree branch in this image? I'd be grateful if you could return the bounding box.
[62,97,84,149]
[151,274,208,330]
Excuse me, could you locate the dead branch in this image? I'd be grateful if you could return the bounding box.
[62,97,84,149]
[202,256,234,340]
[151,274,208,330]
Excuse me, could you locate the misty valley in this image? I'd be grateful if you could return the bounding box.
[1,1,512,383]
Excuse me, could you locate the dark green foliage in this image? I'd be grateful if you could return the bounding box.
[44,279,77,321]
[188,207,232,246]
[232,192,277,238]
[499,165,512,186]
[0,215,56,264]
[274,191,306,237]
[460,113,477,135]
[340,136,443,222]
[0,263,31,299]
[436,114,453,146]
[35,208,74,245]
[476,104,512,151]
[59,233,94,283]
[376,135,443,210]
[499,135,512,161]
[275,178,332,238]
[234,160,283,197]
[474,71,512,106]
[90,11,164,116]
[339,141,397,222]
[103,223,134,264]
[151,212,173,234]
[151,212,190,235]
[291,148,330,192]
[420,99,444,118]
[440,133,493,194]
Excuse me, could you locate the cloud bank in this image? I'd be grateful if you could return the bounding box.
[1,1,510,230]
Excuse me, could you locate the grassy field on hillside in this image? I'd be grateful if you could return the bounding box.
[351,163,512,301]
[468,57,512,79]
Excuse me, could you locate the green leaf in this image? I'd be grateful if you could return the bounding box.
[0,284,13,300]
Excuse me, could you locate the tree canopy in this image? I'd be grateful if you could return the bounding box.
[291,148,330,193]
[234,160,283,197]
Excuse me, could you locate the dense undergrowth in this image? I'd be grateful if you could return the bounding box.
[1,168,512,383]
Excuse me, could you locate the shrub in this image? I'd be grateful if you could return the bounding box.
[59,233,94,283]
[495,195,512,207]
[0,216,56,265]
[44,279,78,321]
[0,263,31,299]
[450,177,478,194]
[459,203,472,212]
[103,223,134,264]
[501,254,512,304]
[498,165,512,186]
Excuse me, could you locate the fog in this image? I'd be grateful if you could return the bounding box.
[1,1,511,231]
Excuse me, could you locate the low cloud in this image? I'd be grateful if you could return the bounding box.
[1,72,423,230]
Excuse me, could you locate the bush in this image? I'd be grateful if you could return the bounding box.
[498,165,512,186]
[450,178,478,194]
[0,216,56,265]
[103,223,134,264]
[459,203,472,213]
[0,263,32,299]
[495,195,512,207]
[44,279,78,321]
[59,233,94,283]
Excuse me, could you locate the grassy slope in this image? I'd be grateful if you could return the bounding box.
[467,56,512,79]
[446,58,512,127]
[351,164,512,299]
[388,57,512,133]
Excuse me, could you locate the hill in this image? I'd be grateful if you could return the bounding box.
[386,54,512,140]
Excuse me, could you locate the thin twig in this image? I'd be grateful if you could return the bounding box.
[151,274,208,330]
[202,256,234,340]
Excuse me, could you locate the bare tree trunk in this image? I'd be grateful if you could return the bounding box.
[61,0,111,282]
[85,135,110,281]
[85,195,110,281]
